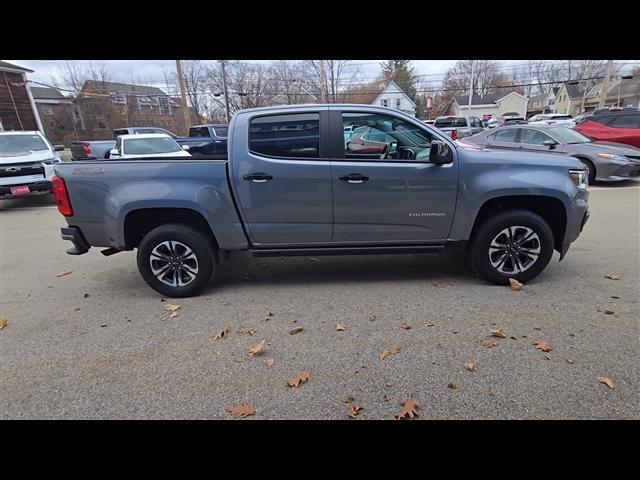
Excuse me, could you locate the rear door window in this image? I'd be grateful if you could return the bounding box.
[249,113,320,158]
[610,115,640,128]
[488,128,518,143]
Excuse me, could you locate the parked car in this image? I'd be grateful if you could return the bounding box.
[486,118,501,128]
[70,126,180,161]
[460,125,640,183]
[176,124,228,157]
[528,113,575,127]
[1,131,63,198]
[108,134,191,160]
[501,116,528,126]
[433,115,485,140]
[574,111,640,148]
[54,104,590,297]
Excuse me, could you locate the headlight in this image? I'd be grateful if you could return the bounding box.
[597,153,624,161]
[569,169,588,190]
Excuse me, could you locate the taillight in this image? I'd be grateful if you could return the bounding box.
[82,143,91,155]
[51,175,73,216]
[450,130,458,140]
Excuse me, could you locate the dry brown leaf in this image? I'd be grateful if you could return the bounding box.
[213,328,229,340]
[226,402,256,418]
[368,313,376,321]
[425,322,435,327]
[464,362,476,372]
[378,342,401,360]
[0,317,7,330]
[431,281,445,288]
[55,271,73,277]
[566,358,574,364]
[249,339,267,356]
[164,304,180,312]
[491,328,507,338]
[168,311,178,319]
[336,323,346,331]
[238,327,257,335]
[395,399,420,419]
[596,376,615,389]
[343,395,355,404]
[348,403,362,418]
[481,338,498,348]
[533,339,552,352]
[400,322,413,330]
[290,326,304,335]
[266,358,275,368]
[287,371,310,387]
[605,274,623,280]
[509,278,523,291]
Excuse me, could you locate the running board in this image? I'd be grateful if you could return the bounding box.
[251,245,444,257]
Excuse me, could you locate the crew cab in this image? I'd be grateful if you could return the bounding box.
[433,115,485,140]
[1,131,63,197]
[53,104,590,297]
[177,124,228,157]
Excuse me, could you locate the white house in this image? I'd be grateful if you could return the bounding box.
[451,91,528,118]
[371,80,417,117]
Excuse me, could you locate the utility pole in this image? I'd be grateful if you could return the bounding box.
[176,60,191,133]
[319,60,327,103]
[467,60,475,115]
[599,60,614,109]
[219,60,231,123]
[568,60,572,80]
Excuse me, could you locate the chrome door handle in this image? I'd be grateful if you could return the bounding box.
[243,173,273,182]
[339,173,369,183]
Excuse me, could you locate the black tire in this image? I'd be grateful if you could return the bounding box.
[577,158,596,184]
[468,210,554,285]
[137,224,216,298]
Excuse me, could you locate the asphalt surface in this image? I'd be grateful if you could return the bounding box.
[1,182,638,419]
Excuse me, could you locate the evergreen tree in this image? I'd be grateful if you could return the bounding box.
[380,60,418,101]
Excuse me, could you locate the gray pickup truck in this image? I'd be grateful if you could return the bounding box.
[53,104,590,297]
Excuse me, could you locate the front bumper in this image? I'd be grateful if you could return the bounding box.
[0,180,52,196]
[61,226,91,255]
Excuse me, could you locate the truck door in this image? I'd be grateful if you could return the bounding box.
[230,109,333,246]
[329,109,458,243]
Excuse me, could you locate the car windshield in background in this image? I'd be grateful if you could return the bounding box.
[124,137,183,154]
[0,134,49,156]
[214,127,228,137]
[435,117,467,127]
[547,126,591,144]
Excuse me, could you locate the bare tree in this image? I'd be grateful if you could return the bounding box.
[50,61,113,95]
[306,60,360,102]
[164,60,207,123]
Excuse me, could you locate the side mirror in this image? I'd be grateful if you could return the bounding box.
[109,148,120,157]
[182,144,190,151]
[54,144,64,151]
[542,139,558,149]
[429,140,453,165]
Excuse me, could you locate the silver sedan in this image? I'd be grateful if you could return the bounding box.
[459,125,640,183]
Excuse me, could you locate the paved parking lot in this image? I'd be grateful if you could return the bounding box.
[1,182,638,419]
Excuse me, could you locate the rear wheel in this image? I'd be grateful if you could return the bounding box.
[468,210,554,285]
[137,224,216,297]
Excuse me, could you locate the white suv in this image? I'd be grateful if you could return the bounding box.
[0,131,63,198]
[527,113,576,127]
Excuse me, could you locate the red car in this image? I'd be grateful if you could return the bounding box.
[574,111,640,148]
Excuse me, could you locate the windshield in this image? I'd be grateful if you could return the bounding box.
[0,134,49,157]
[123,137,183,155]
[547,126,591,144]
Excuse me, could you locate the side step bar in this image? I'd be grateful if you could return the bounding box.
[252,245,444,257]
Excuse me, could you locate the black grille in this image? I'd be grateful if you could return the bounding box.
[0,162,45,178]
[625,155,640,162]
[613,164,640,178]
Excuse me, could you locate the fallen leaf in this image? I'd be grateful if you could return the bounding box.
[425,322,435,327]
[226,402,256,418]
[509,278,523,291]
[336,323,346,331]
[448,383,458,389]
[491,328,507,338]
[596,376,615,389]
[55,271,73,277]
[266,358,275,368]
[348,403,362,418]
[169,311,178,319]
[213,328,229,340]
[290,326,304,335]
[0,317,7,330]
[378,342,401,360]
[287,371,310,387]
[164,304,180,313]
[533,340,552,352]
[481,339,498,348]
[464,362,476,372]
[395,399,419,420]
[249,339,267,356]
[238,327,257,335]
[432,281,445,288]
[400,322,413,330]
[605,274,623,280]
[368,313,376,322]
[566,358,574,364]
[343,395,355,404]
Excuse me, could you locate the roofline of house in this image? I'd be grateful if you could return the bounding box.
[371,80,417,109]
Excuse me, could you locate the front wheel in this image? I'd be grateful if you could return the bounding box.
[137,224,216,297]
[468,210,555,285]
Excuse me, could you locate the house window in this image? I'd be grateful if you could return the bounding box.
[381,99,388,107]
[95,115,107,131]
[396,98,402,109]
[159,96,171,115]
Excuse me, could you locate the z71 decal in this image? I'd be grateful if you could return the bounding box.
[72,167,106,175]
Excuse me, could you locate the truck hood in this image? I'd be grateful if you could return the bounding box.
[0,150,55,165]
[459,145,584,170]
